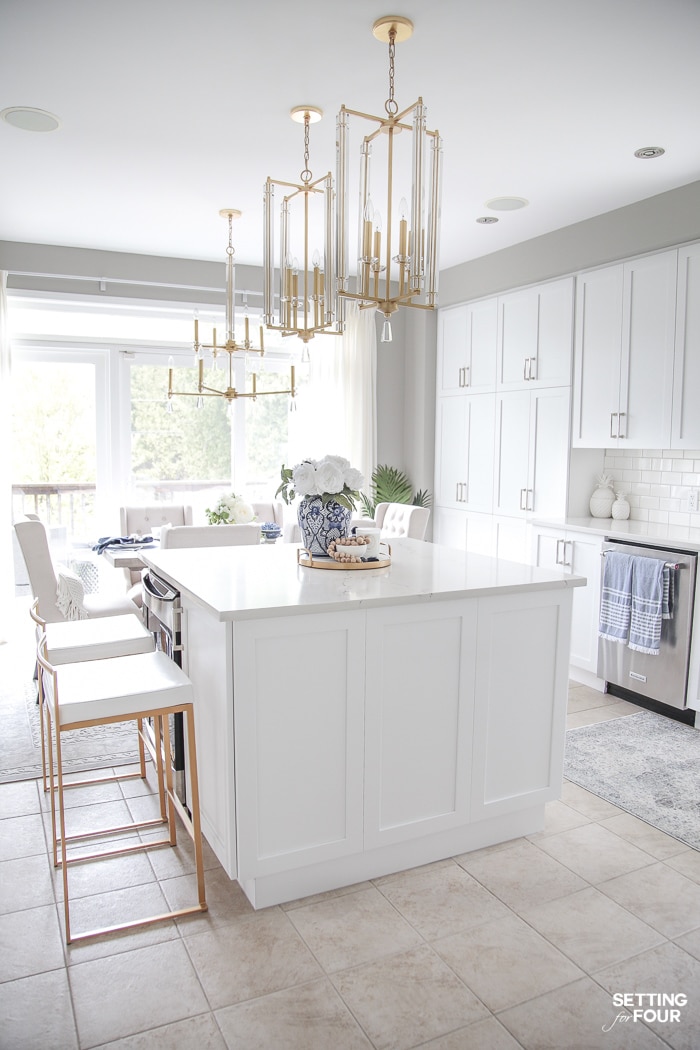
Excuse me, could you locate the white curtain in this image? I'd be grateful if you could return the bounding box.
[291,301,377,493]
[0,273,13,642]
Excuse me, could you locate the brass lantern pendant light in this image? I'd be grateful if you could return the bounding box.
[336,16,443,342]
[263,107,339,345]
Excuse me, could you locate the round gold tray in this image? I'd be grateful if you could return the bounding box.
[297,544,391,570]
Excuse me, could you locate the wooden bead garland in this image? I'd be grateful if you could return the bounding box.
[327,536,370,563]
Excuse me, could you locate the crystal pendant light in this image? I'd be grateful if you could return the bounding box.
[263,107,340,344]
[336,16,443,342]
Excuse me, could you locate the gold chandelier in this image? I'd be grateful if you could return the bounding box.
[336,15,443,341]
[167,209,296,410]
[263,107,339,345]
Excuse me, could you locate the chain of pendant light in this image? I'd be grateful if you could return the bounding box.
[385,28,399,117]
[300,112,313,184]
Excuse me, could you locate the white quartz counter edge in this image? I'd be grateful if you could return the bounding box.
[532,517,700,552]
[140,539,585,622]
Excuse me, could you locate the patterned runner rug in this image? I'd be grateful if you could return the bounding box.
[564,710,700,850]
[0,679,139,783]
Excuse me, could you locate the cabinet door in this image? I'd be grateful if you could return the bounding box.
[435,394,495,512]
[233,611,365,880]
[567,534,601,674]
[572,265,624,447]
[619,250,676,448]
[536,278,574,388]
[364,602,477,849]
[532,525,565,573]
[494,391,531,517]
[498,279,573,390]
[529,387,570,519]
[498,288,538,388]
[671,244,700,448]
[471,589,572,819]
[435,396,467,509]
[433,507,468,549]
[437,305,468,395]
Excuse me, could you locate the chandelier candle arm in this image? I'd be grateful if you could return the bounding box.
[166,210,294,409]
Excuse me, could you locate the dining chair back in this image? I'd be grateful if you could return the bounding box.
[119,505,193,588]
[159,523,260,548]
[14,518,138,622]
[374,502,431,541]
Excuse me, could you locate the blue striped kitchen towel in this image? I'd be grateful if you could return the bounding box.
[599,551,634,643]
[629,555,666,655]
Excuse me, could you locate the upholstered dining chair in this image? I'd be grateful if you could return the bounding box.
[14,518,139,623]
[159,522,261,548]
[119,504,193,602]
[374,502,431,541]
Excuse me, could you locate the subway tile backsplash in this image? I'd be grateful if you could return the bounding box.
[603,448,700,526]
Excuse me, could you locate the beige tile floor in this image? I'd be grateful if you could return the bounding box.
[2,647,700,1048]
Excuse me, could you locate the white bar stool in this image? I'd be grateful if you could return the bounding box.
[29,599,156,794]
[36,635,207,943]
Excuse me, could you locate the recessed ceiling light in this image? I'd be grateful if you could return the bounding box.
[485,196,529,211]
[0,106,61,132]
[634,146,665,159]
[476,216,499,224]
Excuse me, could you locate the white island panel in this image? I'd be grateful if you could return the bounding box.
[364,602,476,849]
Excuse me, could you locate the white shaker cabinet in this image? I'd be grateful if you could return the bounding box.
[494,387,571,520]
[671,243,700,448]
[437,298,498,395]
[531,524,603,678]
[435,392,495,513]
[497,277,574,390]
[572,251,677,448]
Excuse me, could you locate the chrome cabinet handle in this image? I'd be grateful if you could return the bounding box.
[523,358,530,381]
[555,538,563,564]
[562,540,572,566]
[463,365,469,387]
[519,488,527,510]
[526,488,534,512]
[618,412,626,438]
[610,412,619,438]
[458,365,470,388]
[529,357,537,380]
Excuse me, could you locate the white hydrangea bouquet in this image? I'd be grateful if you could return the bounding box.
[276,455,364,512]
[205,492,256,525]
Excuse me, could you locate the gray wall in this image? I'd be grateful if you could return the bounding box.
[4,177,699,523]
[440,180,700,304]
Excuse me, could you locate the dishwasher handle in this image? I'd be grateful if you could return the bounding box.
[143,571,179,603]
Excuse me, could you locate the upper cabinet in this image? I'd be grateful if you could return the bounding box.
[572,251,677,448]
[497,277,574,390]
[671,243,700,449]
[437,298,498,395]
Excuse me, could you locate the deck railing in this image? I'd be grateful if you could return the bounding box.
[12,480,233,534]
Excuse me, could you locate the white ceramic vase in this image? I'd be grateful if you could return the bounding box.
[611,492,631,520]
[589,483,615,518]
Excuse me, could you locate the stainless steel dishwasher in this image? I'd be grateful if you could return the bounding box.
[141,569,187,805]
[598,538,697,711]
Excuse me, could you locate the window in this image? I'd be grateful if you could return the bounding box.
[9,293,307,534]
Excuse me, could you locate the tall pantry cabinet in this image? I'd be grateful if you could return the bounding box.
[434,278,574,558]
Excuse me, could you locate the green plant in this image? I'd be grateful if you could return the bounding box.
[359,465,432,518]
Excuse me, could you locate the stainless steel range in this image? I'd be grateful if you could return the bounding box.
[598,538,698,712]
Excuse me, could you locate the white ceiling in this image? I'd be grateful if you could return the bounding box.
[2,0,700,275]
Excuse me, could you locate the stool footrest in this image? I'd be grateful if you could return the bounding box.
[67,902,209,944]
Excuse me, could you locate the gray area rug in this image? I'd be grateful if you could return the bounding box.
[564,711,700,850]
[0,679,140,784]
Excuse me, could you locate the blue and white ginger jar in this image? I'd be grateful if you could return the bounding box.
[297,496,351,556]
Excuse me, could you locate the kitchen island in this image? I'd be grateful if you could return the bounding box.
[141,539,585,908]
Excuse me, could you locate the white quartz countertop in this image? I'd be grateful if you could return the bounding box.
[140,539,585,622]
[533,516,700,553]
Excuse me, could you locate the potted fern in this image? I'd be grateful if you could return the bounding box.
[359,465,431,519]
